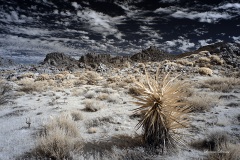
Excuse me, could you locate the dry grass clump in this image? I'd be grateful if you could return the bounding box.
[198,57,211,63]
[107,93,120,103]
[187,93,219,112]
[128,86,141,96]
[202,77,240,92]
[21,72,35,78]
[97,93,109,101]
[84,90,96,99]
[210,55,224,65]
[35,74,50,81]
[34,114,82,159]
[88,127,97,134]
[84,99,103,112]
[206,144,240,160]
[0,80,12,105]
[71,88,86,96]
[132,66,191,153]
[80,71,103,85]
[198,67,213,76]
[176,59,194,66]
[191,132,228,151]
[71,110,83,121]
[18,78,48,93]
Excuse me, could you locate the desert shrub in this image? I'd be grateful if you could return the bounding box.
[97,93,109,101]
[206,144,240,160]
[84,90,96,99]
[21,72,35,78]
[71,88,86,96]
[18,78,48,93]
[210,55,224,65]
[107,93,120,103]
[35,74,50,81]
[34,114,82,159]
[82,71,103,85]
[0,80,12,105]
[71,110,83,121]
[187,93,219,112]
[198,57,211,63]
[202,77,240,92]
[131,67,191,153]
[176,59,193,66]
[88,127,97,134]
[128,86,141,96]
[191,132,228,151]
[198,67,213,76]
[84,99,103,112]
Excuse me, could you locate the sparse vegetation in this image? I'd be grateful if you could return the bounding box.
[202,77,240,92]
[71,110,83,121]
[84,99,103,112]
[187,93,219,112]
[191,132,228,151]
[198,67,213,76]
[33,114,82,159]
[132,66,191,153]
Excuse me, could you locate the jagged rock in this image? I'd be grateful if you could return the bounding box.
[41,52,79,69]
[79,53,130,67]
[130,46,175,62]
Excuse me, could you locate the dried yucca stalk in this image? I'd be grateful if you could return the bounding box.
[132,66,191,153]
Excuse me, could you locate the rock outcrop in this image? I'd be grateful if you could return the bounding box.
[130,46,175,62]
[79,53,131,68]
[180,42,240,68]
[41,52,79,70]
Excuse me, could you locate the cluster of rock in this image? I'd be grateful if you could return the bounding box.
[41,46,176,71]
[181,42,240,68]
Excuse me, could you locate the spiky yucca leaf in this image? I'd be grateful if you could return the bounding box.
[132,67,190,153]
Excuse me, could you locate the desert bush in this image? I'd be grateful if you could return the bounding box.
[71,88,86,96]
[131,67,191,153]
[201,77,240,92]
[191,132,228,151]
[0,80,12,105]
[35,74,50,81]
[84,90,96,99]
[82,71,103,85]
[187,93,219,112]
[107,93,120,103]
[21,72,35,78]
[206,144,240,160]
[84,99,103,112]
[18,78,48,93]
[97,93,109,101]
[34,114,82,159]
[198,57,211,63]
[176,59,194,66]
[198,67,213,76]
[128,86,141,96]
[71,110,83,121]
[210,55,224,65]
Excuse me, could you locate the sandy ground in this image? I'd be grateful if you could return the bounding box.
[0,61,239,159]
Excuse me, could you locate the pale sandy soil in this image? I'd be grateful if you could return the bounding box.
[0,59,239,159]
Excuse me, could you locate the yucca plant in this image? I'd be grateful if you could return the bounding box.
[132,66,191,153]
